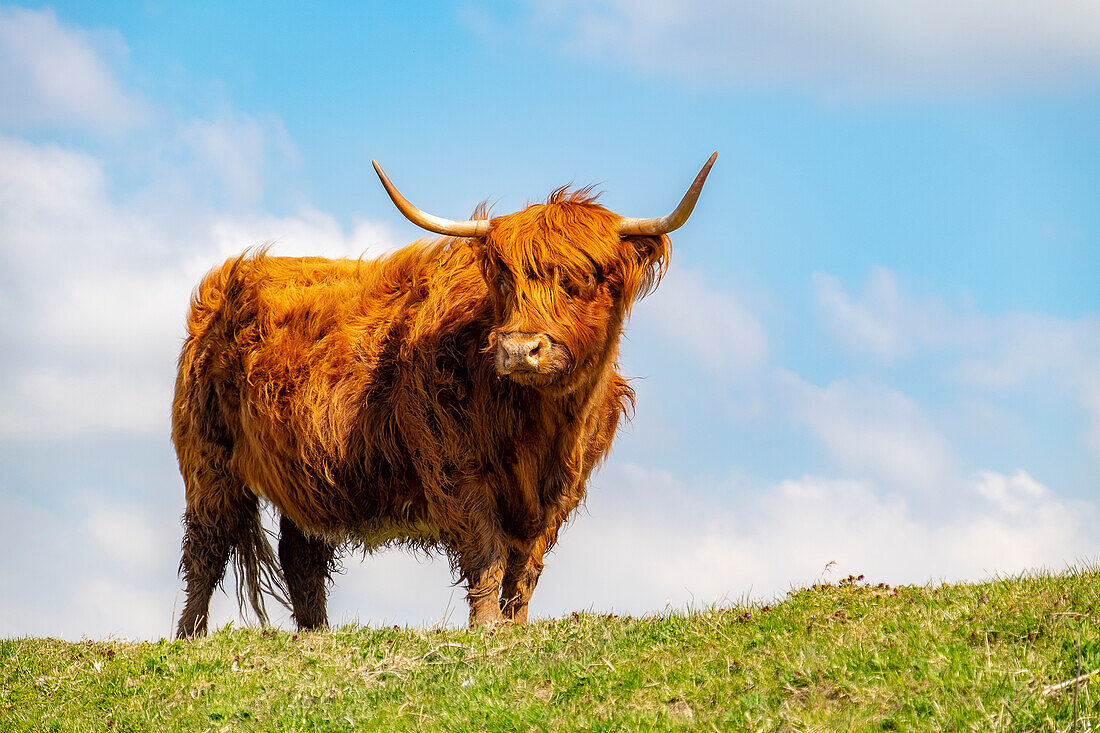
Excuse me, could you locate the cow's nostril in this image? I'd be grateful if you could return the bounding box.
[529,341,541,357]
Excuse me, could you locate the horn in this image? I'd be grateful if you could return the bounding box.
[618,152,717,236]
[373,161,492,238]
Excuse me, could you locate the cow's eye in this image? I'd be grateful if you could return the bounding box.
[496,276,510,297]
[563,271,597,297]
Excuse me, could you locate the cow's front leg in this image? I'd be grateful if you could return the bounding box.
[500,537,549,624]
[461,553,507,627]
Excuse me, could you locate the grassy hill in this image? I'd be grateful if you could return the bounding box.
[3,568,1099,731]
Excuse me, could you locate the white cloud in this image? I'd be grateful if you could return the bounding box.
[959,316,1100,459]
[323,553,461,629]
[953,314,1094,389]
[638,268,767,374]
[816,267,1100,461]
[502,0,1100,96]
[0,135,122,268]
[814,268,969,360]
[815,269,907,359]
[972,469,1047,516]
[779,372,956,492]
[0,5,145,131]
[176,114,299,205]
[539,464,1100,612]
[0,128,398,438]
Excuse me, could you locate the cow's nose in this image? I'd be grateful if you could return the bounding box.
[498,332,550,372]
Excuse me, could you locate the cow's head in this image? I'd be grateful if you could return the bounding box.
[374,154,716,395]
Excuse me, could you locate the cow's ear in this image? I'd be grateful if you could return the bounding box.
[624,234,664,267]
[618,234,670,303]
[466,228,494,264]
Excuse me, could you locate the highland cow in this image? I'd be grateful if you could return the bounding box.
[173,154,717,637]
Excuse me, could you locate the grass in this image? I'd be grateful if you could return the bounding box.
[3,568,1100,731]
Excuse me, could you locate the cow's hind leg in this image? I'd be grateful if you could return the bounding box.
[278,515,336,631]
[176,483,259,639]
[175,420,267,639]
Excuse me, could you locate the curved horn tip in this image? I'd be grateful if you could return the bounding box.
[696,152,718,180]
[617,152,719,236]
[372,160,489,238]
[371,160,390,184]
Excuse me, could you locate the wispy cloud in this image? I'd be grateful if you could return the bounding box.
[778,372,956,492]
[496,0,1100,96]
[957,314,1100,458]
[816,267,1100,461]
[814,268,969,360]
[638,268,767,374]
[0,5,146,131]
[175,113,300,206]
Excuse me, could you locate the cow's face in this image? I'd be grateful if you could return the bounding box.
[478,190,668,394]
[371,155,714,395]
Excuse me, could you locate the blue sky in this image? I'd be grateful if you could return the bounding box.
[1,1,1098,640]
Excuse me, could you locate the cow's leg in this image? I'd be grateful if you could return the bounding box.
[177,511,233,638]
[450,497,509,627]
[456,531,507,626]
[278,515,336,631]
[463,554,507,627]
[500,539,549,625]
[176,462,257,639]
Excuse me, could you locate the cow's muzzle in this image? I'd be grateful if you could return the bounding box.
[497,332,552,375]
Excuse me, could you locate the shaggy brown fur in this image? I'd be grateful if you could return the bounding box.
[173,189,673,637]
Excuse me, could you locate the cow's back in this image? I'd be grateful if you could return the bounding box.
[172,244,484,534]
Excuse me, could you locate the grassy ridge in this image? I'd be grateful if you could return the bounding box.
[3,569,1099,731]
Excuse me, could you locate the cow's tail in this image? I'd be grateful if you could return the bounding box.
[232,509,291,627]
